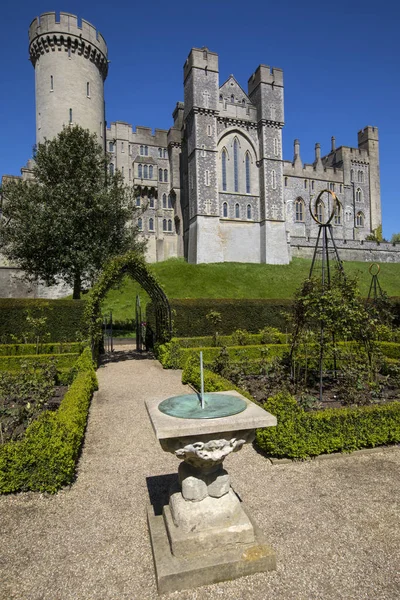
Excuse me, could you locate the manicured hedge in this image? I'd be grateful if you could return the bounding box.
[0,299,87,343]
[148,298,293,337]
[0,353,79,372]
[256,393,400,459]
[0,347,98,493]
[0,342,84,356]
[182,359,253,402]
[172,332,287,348]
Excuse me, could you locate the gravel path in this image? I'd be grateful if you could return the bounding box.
[1,351,400,600]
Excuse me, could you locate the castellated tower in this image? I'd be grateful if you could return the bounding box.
[29,12,108,146]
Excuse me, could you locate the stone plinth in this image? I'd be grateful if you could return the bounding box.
[145,390,277,594]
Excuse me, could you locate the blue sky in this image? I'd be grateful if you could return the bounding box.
[1,0,399,239]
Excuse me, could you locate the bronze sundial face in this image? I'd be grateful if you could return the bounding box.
[158,393,247,419]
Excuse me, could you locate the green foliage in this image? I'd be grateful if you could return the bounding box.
[0,342,84,356]
[259,327,283,344]
[390,232,400,244]
[0,126,143,298]
[255,392,400,459]
[182,358,253,402]
[0,298,86,343]
[0,353,79,372]
[168,331,286,348]
[0,347,97,493]
[206,310,222,346]
[231,329,252,346]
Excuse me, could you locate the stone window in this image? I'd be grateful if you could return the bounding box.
[245,152,251,194]
[121,141,124,152]
[149,165,153,179]
[271,170,277,190]
[136,195,141,207]
[149,195,155,208]
[273,138,279,156]
[247,204,252,220]
[162,193,167,208]
[330,183,335,191]
[334,203,341,225]
[358,170,364,183]
[219,94,223,101]
[159,168,163,182]
[223,202,228,218]
[316,200,324,222]
[50,75,54,91]
[356,188,362,202]
[86,82,90,97]
[233,139,239,192]
[69,108,73,124]
[345,210,351,222]
[304,180,308,189]
[168,219,173,232]
[143,165,148,179]
[138,164,143,178]
[168,195,173,208]
[164,169,168,182]
[231,94,234,103]
[121,166,124,177]
[311,181,315,190]
[164,149,167,158]
[284,177,288,187]
[109,163,114,176]
[163,218,167,232]
[201,144,206,157]
[207,125,212,137]
[129,168,131,180]
[205,170,210,186]
[138,217,143,231]
[149,217,154,231]
[295,198,304,222]
[356,211,364,227]
[235,203,240,218]
[109,141,114,152]
[158,148,162,158]
[351,169,354,182]
[140,145,148,156]
[222,149,227,191]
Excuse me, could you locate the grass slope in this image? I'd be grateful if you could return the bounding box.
[102,257,400,322]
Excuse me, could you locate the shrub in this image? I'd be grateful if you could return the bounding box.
[0,347,97,493]
[231,329,252,346]
[259,327,283,344]
[255,392,400,459]
[0,353,79,372]
[182,358,253,402]
[0,342,84,356]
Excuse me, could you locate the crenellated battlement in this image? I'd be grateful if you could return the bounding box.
[29,12,108,79]
[248,65,284,95]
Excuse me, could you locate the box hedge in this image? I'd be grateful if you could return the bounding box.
[0,347,97,493]
[0,342,84,356]
[171,331,287,348]
[0,353,79,372]
[0,299,87,343]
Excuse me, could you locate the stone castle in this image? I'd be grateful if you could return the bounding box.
[4,10,400,288]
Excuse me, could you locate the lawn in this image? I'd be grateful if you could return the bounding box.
[102,257,400,323]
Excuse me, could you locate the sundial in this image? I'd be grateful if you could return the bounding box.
[158,352,246,419]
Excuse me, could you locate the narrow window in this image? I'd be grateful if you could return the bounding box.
[136,195,141,207]
[233,139,239,192]
[158,148,162,158]
[140,145,144,155]
[207,124,212,137]
[351,169,354,181]
[164,169,168,182]
[145,146,148,156]
[162,193,167,208]
[50,75,54,91]
[334,203,341,225]
[129,144,131,155]
[245,153,251,194]
[358,170,364,183]
[235,203,240,218]
[109,141,114,152]
[109,163,114,176]
[149,217,154,231]
[129,168,131,180]
[304,179,307,189]
[271,169,276,189]
[284,177,288,187]
[159,168,163,182]
[201,144,206,157]
[295,198,304,222]
[316,201,324,222]
[164,149,167,158]
[231,94,234,103]
[356,212,364,227]
[138,217,143,231]
[121,166,124,177]
[86,82,90,97]
[340,184,343,193]
[68,47,71,58]
[69,108,73,124]
[168,195,172,208]
[138,164,142,178]
[149,165,153,178]
[311,180,315,190]
[143,165,148,179]
[356,188,362,202]
[223,202,228,217]
[222,149,227,191]
[121,141,124,152]
[247,204,252,219]
[168,219,172,232]
[205,170,210,186]
[149,195,155,208]
[163,218,167,231]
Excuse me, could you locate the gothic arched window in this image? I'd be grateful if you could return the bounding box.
[233,139,239,192]
[158,148,162,158]
[245,152,251,194]
[162,193,167,208]
[235,203,240,218]
[334,202,342,225]
[247,204,252,219]
[138,164,142,178]
[136,195,141,207]
[356,211,364,227]
[109,163,114,176]
[138,217,143,231]
[295,198,304,222]
[149,165,153,178]
[358,170,364,183]
[143,165,148,179]
[149,195,155,208]
[356,188,362,202]
[168,219,172,232]
[164,169,168,182]
[350,169,354,181]
[149,217,154,231]
[222,149,227,191]
[163,219,167,231]
[223,202,228,218]
[168,195,172,208]
[159,168,163,182]
[316,201,324,222]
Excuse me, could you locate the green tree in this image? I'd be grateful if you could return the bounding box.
[0,126,142,298]
[391,232,400,244]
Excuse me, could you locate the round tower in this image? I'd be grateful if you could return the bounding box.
[29,12,108,146]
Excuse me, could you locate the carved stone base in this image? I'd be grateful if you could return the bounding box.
[147,503,277,595]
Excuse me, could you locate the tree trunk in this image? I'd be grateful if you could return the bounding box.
[73,272,81,300]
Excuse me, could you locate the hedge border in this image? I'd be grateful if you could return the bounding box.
[0,347,98,493]
[0,342,84,357]
[0,353,80,372]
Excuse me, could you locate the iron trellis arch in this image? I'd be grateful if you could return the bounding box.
[85,251,172,356]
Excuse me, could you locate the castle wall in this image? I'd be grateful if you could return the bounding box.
[290,237,400,263]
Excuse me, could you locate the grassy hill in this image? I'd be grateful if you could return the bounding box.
[102,257,400,323]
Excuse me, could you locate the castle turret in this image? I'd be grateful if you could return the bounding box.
[358,126,381,233]
[29,12,108,145]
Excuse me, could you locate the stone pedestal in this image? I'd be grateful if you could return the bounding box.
[146,391,277,594]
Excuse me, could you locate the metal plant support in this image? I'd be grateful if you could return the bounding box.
[367,263,384,302]
[309,190,345,401]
